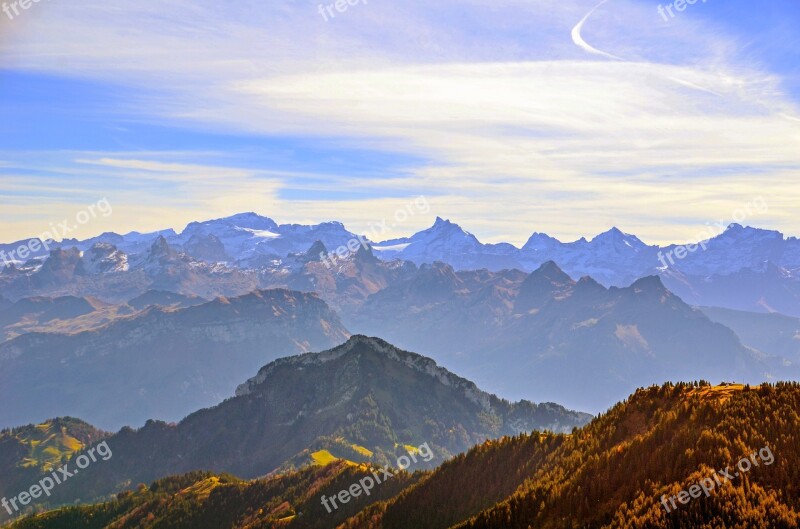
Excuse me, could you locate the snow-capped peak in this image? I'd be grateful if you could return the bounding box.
[591,227,646,249]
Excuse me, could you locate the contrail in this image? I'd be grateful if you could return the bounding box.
[571,0,726,101]
[571,0,623,60]
[571,0,718,97]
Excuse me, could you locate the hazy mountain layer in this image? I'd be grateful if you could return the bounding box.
[349,261,782,412]
[0,289,350,429]
[0,336,590,518]
[701,305,800,361]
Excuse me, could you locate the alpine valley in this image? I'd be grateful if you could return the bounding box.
[1,213,800,528]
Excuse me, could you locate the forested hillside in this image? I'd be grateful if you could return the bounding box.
[9,382,800,529]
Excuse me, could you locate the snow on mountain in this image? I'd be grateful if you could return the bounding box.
[661,224,800,276]
[60,229,178,256]
[46,213,364,269]
[375,217,483,255]
[375,221,657,285]
[173,213,363,266]
[258,221,360,261]
[374,217,524,270]
[176,212,280,264]
[521,232,562,253]
[515,227,656,286]
[6,213,800,305]
[81,243,129,274]
[0,238,52,265]
[375,221,800,292]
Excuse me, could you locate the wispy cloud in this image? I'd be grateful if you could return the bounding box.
[0,0,798,244]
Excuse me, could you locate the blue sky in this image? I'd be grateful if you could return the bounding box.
[0,0,798,246]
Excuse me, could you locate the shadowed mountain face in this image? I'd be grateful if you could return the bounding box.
[0,289,350,430]
[264,244,419,313]
[125,289,207,310]
[8,383,800,529]
[348,262,776,412]
[662,262,800,317]
[700,305,800,361]
[344,262,527,355]
[0,336,590,514]
[0,296,101,341]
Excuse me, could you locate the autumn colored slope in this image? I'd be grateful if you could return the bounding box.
[339,382,800,529]
[454,382,800,529]
[8,382,800,529]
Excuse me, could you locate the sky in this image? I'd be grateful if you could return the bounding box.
[0,0,798,246]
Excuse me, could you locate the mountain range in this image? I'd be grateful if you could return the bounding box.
[3,213,800,316]
[2,257,796,425]
[346,260,784,411]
